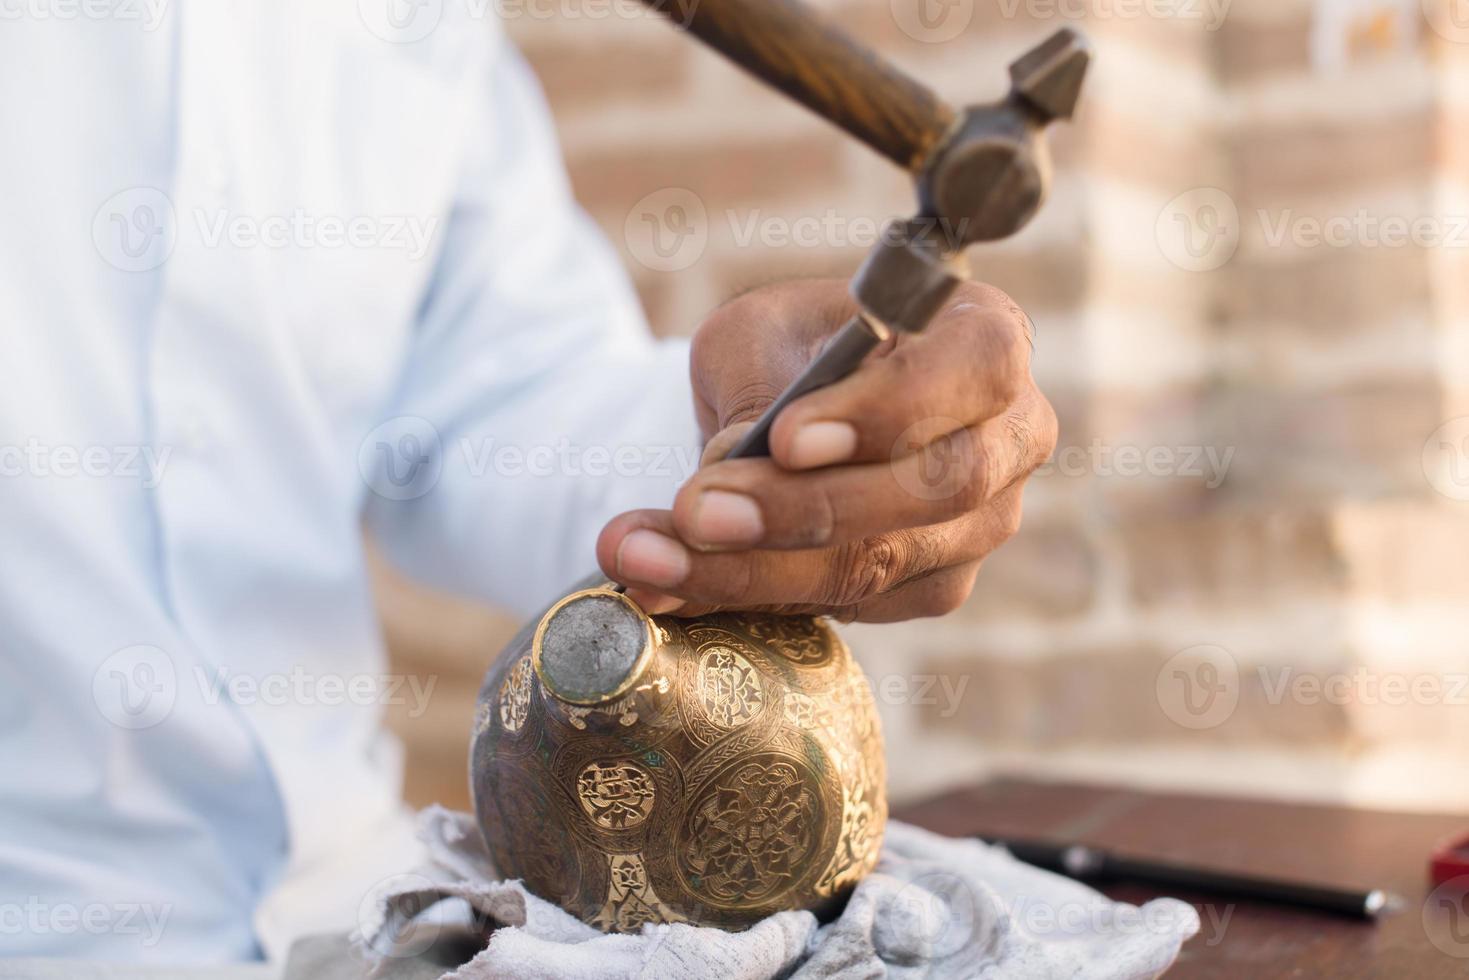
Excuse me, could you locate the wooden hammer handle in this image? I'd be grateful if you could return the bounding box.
[641,0,957,172]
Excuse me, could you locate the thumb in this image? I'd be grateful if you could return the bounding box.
[699,420,758,467]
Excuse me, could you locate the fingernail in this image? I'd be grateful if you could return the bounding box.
[689,490,764,548]
[788,421,858,469]
[624,588,686,616]
[615,529,691,589]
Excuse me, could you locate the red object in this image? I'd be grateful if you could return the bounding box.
[1430,833,1469,888]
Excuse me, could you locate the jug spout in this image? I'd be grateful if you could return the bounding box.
[533,585,655,706]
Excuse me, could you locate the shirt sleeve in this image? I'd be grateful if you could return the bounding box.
[362,27,701,617]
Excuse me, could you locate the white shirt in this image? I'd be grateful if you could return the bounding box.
[0,0,696,962]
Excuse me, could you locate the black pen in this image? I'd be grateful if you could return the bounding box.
[987,837,1394,920]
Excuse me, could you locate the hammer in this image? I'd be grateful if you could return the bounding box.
[636,0,1090,459]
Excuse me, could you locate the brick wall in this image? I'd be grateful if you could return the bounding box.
[381,0,1469,814]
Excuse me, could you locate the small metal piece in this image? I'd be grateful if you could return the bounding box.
[917,105,1048,247]
[532,587,655,705]
[918,29,1090,247]
[1061,844,1103,877]
[851,218,969,334]
[1008,28,1091,123]
[1363,890,1390,916]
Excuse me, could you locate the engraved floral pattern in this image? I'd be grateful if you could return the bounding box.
[698,646,764,728]
[744,616,832,665]
[498,656,533,734]
[683,759,818,904]
[591,854,683,932]
[576,761,657,829]
[782,691,818,728]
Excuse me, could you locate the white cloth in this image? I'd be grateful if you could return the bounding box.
[0,1,697,963]
[357,809,1200,979]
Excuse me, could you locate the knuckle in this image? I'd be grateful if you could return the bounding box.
[825,536,907,607]
[943,467,988,518]
[719,378,786,426]
[1001,414,1037,481]
[981,299,1027,353]
[701,288,777,335]
[689,309,741,381]
[690,312,723,356]
[883,346,940,422]
[997,496,1024,540]
[996,393,1056,487]
[806,484,840,547]
[934,430,989,514]
[1031,393,1059,465]
[701,556,756,605]
[915,570,978,618]
[960,444,993,509]
[954,280,1017,314]
[954,290,1028,407]
[981,323,1026,406]
[893,428,988,518]
[886,339,926,378]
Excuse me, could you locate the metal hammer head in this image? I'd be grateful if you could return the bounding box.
[917,29,1091,248]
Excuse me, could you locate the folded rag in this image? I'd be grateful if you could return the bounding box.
[340,807,1199,979]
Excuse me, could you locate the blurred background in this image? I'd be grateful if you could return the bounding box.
[378,0,1469,816]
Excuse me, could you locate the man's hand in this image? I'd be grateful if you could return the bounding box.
[595,279,1055,623]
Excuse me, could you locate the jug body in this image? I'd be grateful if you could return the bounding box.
[470,583,887,931]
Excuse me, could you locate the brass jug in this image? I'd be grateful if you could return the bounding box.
[469,581,887,931]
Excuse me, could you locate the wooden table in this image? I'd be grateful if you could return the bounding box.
[896,778,1469,978]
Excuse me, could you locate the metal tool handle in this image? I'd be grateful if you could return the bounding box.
[637,0,957,172]
[725,316,885,459]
